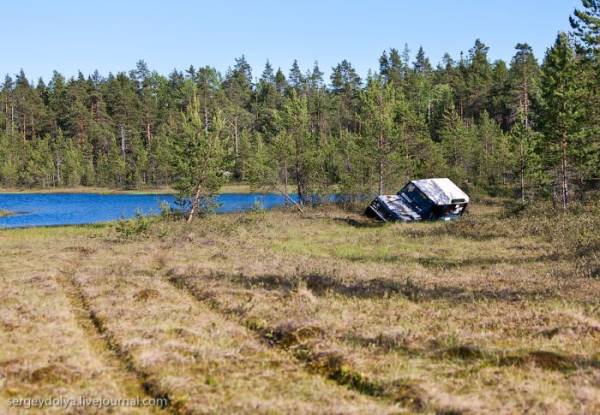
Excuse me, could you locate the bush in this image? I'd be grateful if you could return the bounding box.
[115,211,151,239]
[508,202,600,278]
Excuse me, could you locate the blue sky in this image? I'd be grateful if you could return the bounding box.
[2,0,581,83]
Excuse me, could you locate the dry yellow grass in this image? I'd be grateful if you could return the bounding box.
[0,228,156,414]
[1,201,599,414]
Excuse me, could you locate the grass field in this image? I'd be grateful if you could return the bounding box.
[1,201,599,414]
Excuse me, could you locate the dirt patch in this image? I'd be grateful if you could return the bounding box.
[134,288,161,301]
[30,363,81,384]
[263,321,324,348]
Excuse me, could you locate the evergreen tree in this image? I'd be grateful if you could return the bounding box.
[360,78,404,194]
[508,44,541,200]
[223,56,253,179]
[570,0,600,55]
[413,46,432,74]
[170,89,229,221]
[330,60,362,136]
[288,60,304,91]
[277,90,322,203]
[538,33,585,208]
[570,1,600,195]
[509,44,540,128]
[465,39,493,118]
[510,118,543,202]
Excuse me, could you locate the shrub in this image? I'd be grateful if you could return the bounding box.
[508,202,600,278]
[115,211,151,239]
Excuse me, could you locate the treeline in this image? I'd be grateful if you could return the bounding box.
[1,2,599,208]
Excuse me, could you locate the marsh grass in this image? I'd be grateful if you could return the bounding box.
[1,201,599,413]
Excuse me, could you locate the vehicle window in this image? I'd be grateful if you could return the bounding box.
[402,186,432,210]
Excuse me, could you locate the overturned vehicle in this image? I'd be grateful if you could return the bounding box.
[365,178,469,222]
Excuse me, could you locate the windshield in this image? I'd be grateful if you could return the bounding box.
[400,183,434,212]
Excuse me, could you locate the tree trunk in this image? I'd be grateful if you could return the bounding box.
[187,184,203,223]
[523,80,530,129]
[56,155,62,186]
[296,159,303,205]
[203,80,210,135]
[378,158,384,195]
[560,132,569,210]
[520,138,525,203]
[233,117,240,178]
[378,132,384,195]
[283,157,288,198]
[119,124,126,158]
[234,118,239,157]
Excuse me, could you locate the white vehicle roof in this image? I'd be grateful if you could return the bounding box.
[410,178,469,205]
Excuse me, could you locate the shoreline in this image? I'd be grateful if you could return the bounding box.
[0,184,264,195]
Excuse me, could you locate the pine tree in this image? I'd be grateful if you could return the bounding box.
[330,60,362,136]
[465,39,493,118]
[570,1,600,195]
[1,76,15,133]
[261,61,275,84]
[508,44,541,200]
[439,106,473,185]
[308,61,324,90]
[170,89,229,222]
[288,60,304,91]
[277,90,322,204]
[539,33,585,208]
[378,50,390,81]
[570,0,600,55]
[413,46,432,74]
[387,48,405,86]
[223,57,253,180]
[510,118,542,202]
[274,68,287,94]
[509,44,540,128]
[360,78,403,194]
[489,60,511,128]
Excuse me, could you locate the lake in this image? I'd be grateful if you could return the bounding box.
[0,193,296,228]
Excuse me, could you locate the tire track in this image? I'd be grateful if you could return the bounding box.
[57,253,171,414]
[69,251,394,413]
[166,272,428,413]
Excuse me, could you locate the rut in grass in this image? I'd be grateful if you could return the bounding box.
[166,269,431,413]
[170,266,600,374]
[58,255,172,413]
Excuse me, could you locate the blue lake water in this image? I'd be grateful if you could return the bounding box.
[0,193,296,228]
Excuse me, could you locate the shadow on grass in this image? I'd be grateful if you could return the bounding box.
[332,215,516,241]
[343,333,600,372]
[192,270,561,303]
[301,273,558,302]
[333,217,386,229]
[341,253,560,268]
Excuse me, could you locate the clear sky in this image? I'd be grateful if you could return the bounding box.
[2,0,582,83]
